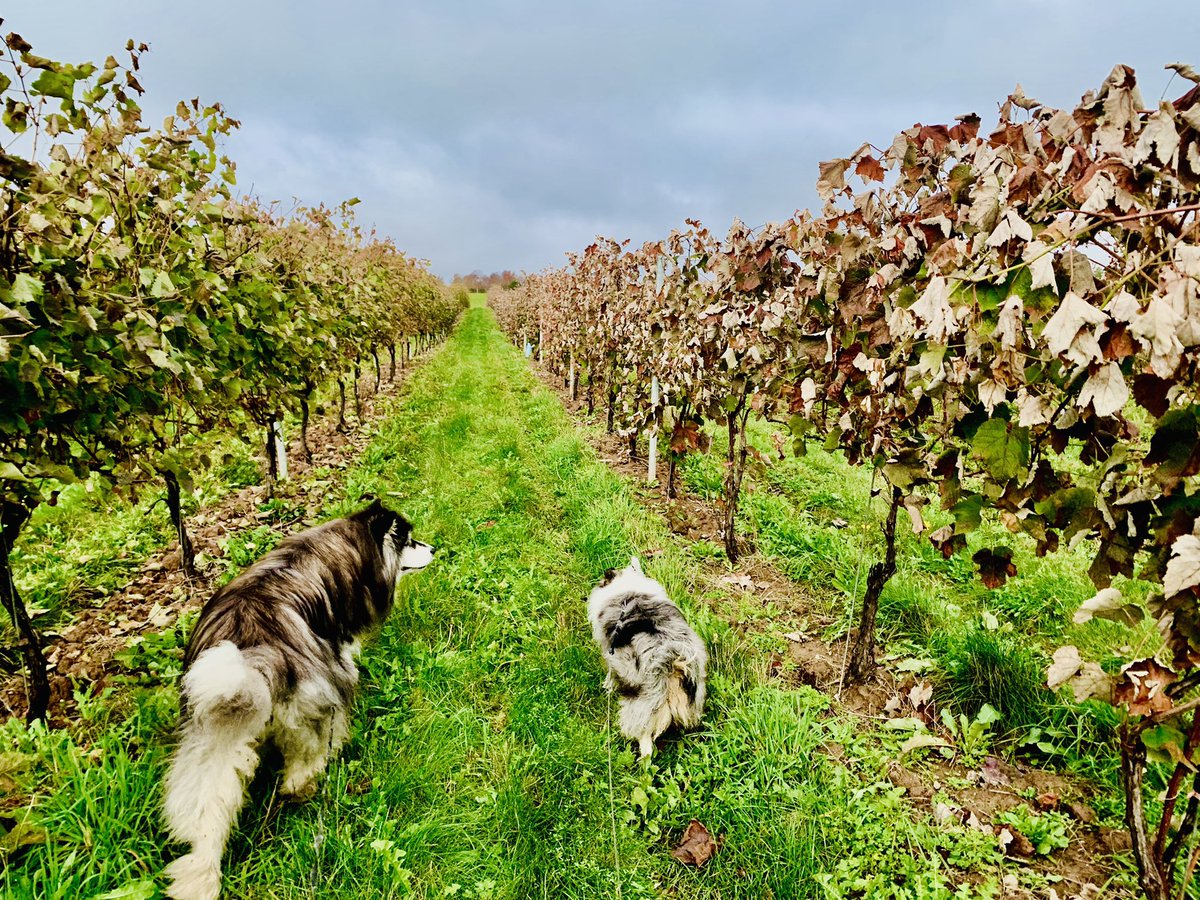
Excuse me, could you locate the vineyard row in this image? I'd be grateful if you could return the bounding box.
[0,35,466,723]
[491,63,1200,899]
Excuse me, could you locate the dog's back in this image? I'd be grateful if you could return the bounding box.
[183,516,393,705]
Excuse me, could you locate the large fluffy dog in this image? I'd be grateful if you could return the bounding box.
[162,500,433,900]
[587,557,707,757]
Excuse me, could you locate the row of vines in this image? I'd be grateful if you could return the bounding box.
[492,64,1200,898]
[0,33,466,724]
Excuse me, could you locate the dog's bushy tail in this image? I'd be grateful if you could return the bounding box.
[163,641,273,900]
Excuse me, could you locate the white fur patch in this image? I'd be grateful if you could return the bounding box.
[399,541,434,571]
[184,641,271,721]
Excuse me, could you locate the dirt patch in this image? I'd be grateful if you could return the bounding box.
[2,359,431,726]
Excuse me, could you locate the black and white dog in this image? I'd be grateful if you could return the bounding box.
[162,500,433,900]
[587,557,707,758]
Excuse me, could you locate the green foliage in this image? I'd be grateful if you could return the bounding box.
[938,703,1000,767]
[111,613,195,685]
[220,525,284,574]
[937,628,1054,731]
[996,805,1071,856]
[0,29,461,559]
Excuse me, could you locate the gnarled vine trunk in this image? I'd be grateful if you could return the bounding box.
[720,389,752,563]
[163,470,195,577]
[299,385,313,460]
[265,415,280,497]
[844,485,902,684]
[1119,707,1200,900]
[353,362,363,421]
[0,503,49,723]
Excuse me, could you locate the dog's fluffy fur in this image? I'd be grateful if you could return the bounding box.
[587,557,707,757]
[162,500,433,900]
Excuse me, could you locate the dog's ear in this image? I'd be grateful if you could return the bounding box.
[600,567,619,586]
[629,555,643,574]
[357,499,395,546]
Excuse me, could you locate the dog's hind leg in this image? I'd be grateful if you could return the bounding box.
[619,695,674,759]
[278,706,347,799]
[277,681,348,800]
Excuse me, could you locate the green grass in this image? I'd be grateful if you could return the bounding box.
[2,309,1130,898]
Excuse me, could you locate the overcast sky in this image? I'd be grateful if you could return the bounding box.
[8,2,1200,279]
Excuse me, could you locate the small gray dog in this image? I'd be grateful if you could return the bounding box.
[587,556,707,757]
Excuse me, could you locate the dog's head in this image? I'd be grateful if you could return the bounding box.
[355,499,434,583]
[594,555,658,598]
[599,555,643,588]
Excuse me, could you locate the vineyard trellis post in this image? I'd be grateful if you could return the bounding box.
[647,375,659,483]
[273,419,289,482]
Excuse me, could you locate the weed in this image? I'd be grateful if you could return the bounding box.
[935,627,1055,730]
[997,805,1072,855]
[214,447,262,489]
[939,703,1001,767]
[111,613,195,686]
[219,524,283,575]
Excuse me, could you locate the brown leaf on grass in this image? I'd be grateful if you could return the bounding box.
[1034,792,1060,812]
[671,820,718,867]
[980,756,1010,786]
[1000,826,1036,858]
[1113,658,1176,716]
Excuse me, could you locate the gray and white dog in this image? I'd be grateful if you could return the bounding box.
[587,556,707,757]
[162,500,433,900]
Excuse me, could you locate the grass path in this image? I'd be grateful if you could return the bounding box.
[2,306,1100,899]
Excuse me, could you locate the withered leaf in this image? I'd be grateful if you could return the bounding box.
[1000,827,1036,858]
[929,525,965,559]
[671,820,718,867]
[816,158,850,201]
[973,546,1017,589]
[1114,658,1177,717]
[854,155,886,183]
[1164,535,1200,598]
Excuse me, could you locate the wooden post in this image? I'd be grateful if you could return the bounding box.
[648,374,659,483]
[569,351,576,400]
[273,418,288,481]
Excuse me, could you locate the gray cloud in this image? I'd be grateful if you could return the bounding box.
[7,0,1200,277]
